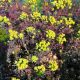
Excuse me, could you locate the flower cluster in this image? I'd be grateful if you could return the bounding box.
[0,16,11,25]
[57,33,66,44]
[11,77,20,80]
[62,17,75,27]
[49,16,56,25]
[41,15,48,22]
[26,26,36,34]
[28,0,37,4]
[49,60,58,71]
[15,58,28,70]
[9,29,18,40]
[31,55,38,62]
[34,65,46,76]
[36,40,50,52]
[9,29,24,40]
[51,0,72,9]
[2,0,12,3]
[46,29,56,39]
[31,11,41,20]
[19,12,28,20]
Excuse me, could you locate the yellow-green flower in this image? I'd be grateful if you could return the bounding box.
[46,29,56,39]
[26,26,35,33]
[28,0,37,4]
[0,16,11,25]
[34,65,46,76]
[51,0,72,9]
[49,60,58,71]
[0,15,3,22]
[18,33,24,39]
[9,29,18,40]
[49,16,56,25]
[19,12,28,20]
[3,16,10,23]
[11,77,20,80]
[31,55,38,62]
[57,19,63,25]
[65,17,75,26]
[15,58,28,70]
[2,0,12,3]
[26,26,36,36]
[36,40,50,52]
[57,33,66,44]
[41,15,48,22]
[31,11,41,20]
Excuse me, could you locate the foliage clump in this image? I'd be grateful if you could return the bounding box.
[0,27,9,42]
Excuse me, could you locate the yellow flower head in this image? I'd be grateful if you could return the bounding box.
[46,29,56,39]
[0,15,3,22]
[28,0,37,4]
[41,15,48,22]
[57,33,66,44]
[0,16,11,25]
[2,0,12,3]
[31,55,38,62]
[26,26,36,36]
[63,17,75,25]
[18,33,24,39]
[15,58,28,70]
[49,16,56,25]
[11,77,20,80]
[36,40,50,52]
[49,60,58,71]
[51,0,72,9]
[9,29,18,40]
[19,12,28,20]
[31,11,41,20]
[3,16,10,23]
[34,65,46,76]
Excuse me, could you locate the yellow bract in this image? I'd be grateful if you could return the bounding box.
[19,12,28,20]
[9,29,18,40]
[9,29,24,40]
[49,60,58,71]
[41,15,48,22]
[57,33,66,44]
[2,0,12,3]
[51,0,72,9]
[26,26,36,33]
[49,16,56,25]
[31,55,38,62]
[36,40,50,52]
[11,77,20,80]
[0,16,11,25]
[15,58,28,70]
[65,17,75,26]
[0,16,3,22]
[28,0,37,4]
[46,29,56,39]
[31,11,41,20]
[34,65,46,75]
[18,33,24,39]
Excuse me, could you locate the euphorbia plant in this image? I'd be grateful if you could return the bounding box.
[0,0,79,80]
